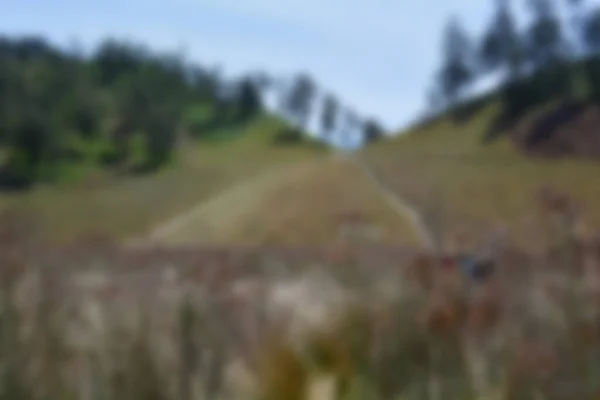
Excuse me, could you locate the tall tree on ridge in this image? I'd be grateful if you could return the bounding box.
[320,93,339,141]
[438,16,475,105]
[526,0,566,67]
[237,77,262,121]
[282,73,316,131]
[363,118,385,143]
[479,0,524,80]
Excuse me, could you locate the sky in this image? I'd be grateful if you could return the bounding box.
[2,0,598,147]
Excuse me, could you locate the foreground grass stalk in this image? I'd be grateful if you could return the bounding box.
[0,261,32,400]
[34,266,71,400]
[3,189,600,400]
[178,295,197,400]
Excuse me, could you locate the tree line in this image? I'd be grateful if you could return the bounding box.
[0,36,265,189]
[275,73,385,146]
[0,35,385,190]
[429,0,600,134]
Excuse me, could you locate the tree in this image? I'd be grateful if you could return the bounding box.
[236,77,262,121]
[479,0,524,79]
[584,6,600,52]
[438,17,475,104]
[526,0,572,100]
[582,6,600,101]
[93,39,147,86]
[526,0,565,67]
[565,0,587,55]
[363,118,385,143]
[282,73,316,130]
[248,71,272,92]
[0,35,329,188]
[562,0,594,99]
[320,93,338,138]
[142,109,178,170]
[5,107,54,183]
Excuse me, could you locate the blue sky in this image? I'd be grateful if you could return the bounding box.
[3,0,599,146]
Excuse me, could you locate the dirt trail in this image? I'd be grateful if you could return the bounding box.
[126,152,435,249]
[125,159,327,246]
[348,155,437,250]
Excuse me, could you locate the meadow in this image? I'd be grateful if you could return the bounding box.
[0,116,326,244]
[361,104,600,250]
[1,189,600,399]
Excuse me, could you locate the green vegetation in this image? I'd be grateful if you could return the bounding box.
[0,115,327,243]
[363,106,600,248]
[360,0,600,248]
[0,36,336,242]
[197,158,421,246]
[5,1,600,399]
[3,207,600,400]
[0,36,269,188]
[423,0,600,141]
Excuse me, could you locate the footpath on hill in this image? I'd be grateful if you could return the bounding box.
[343,154,436,250]
[126,153,435,248]
[124,158,324,246]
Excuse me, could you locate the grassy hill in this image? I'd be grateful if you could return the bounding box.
[154,155,421,246]
[0,115,329,244]
[361,98,600,249]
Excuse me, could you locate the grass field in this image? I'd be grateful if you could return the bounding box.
[138,155,420,246]
[218,157,421,246]
[0,115,328,244]
[3,106,600,400]
[361,104,600,248]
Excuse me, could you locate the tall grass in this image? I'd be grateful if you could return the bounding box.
[1,188,600,399]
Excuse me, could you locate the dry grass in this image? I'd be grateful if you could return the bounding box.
[153,159,328,246]
[0,117,325,244]
[2,193,600,399]
[223,158,421,246]
[4,104,600,399]
[362,104,600,248]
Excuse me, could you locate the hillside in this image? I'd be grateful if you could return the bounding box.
[0,115,328,244]
[148,156,420,246]
[361,97,600,249]
[1,36,359,245]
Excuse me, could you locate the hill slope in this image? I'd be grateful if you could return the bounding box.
[361,101,600,249]
[0,115,328,244]
[132,155,421,246]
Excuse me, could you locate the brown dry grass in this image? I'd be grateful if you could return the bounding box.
[224,158,420,246]
[3,195,600,400]
[5,104,600,400]
[362,104,600,248]
[0,117,325,244]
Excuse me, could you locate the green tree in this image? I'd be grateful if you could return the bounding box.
[363,118,385,143]
[93,39,147,85]
[527,0,572,100]
[282,73,316,130]
[583,6,600,51]
[236,77,262,121]
[5,108,53,183]
[582,6,600,101]
[479,0,524,79]
[565,0,587,54]
[0,34,321,187]
[438,17,475,104]
[526,0,566,67]
[320,93,338,139]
